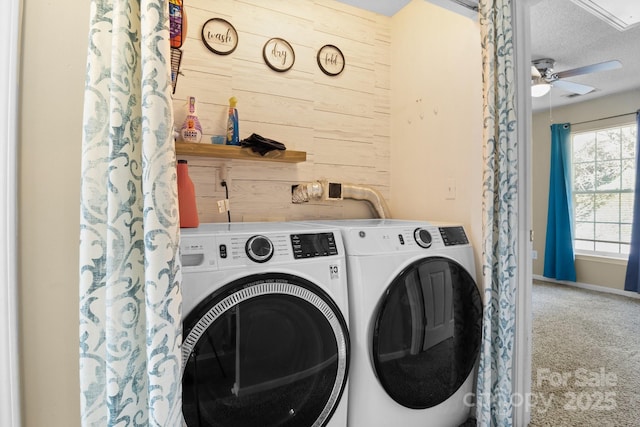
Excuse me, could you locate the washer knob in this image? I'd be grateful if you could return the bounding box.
[414,228,432,249]
[245,235,274,263]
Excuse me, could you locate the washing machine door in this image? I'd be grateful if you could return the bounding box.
[181,273,349,427]
[372,256,482,409]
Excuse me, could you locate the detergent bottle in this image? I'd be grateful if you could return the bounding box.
[226,96,240,146]
[176,160,199,228]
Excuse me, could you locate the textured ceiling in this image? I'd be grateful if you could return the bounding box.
[334,0,640,113]
[530,0,640,112]
[571,0,640,30]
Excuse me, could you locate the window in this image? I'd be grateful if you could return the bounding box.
[572,123,637,255]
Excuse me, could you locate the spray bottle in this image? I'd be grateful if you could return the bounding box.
[226,96,240,146]
[180,96,203,143]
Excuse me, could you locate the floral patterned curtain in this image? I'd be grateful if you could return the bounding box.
[476,0,518,425]
[79,0,182,425]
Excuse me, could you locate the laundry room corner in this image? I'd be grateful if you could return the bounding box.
[13,0,526,425]
[389,0,484,272]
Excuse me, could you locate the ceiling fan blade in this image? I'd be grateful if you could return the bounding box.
[552,79,595,95]
[556,60,622,79]
[531,65,541,78]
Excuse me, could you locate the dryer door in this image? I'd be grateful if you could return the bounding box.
[372,256,482,409]
[181,273,349,427]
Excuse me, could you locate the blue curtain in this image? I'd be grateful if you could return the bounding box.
[476,0,518,425]
[543,123,577,281]
[624,111,640,293]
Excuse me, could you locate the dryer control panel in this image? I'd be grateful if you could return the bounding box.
[342,225,445,255]
[339,223,472,255]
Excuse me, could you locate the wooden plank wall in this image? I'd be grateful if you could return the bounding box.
[174,0,391,222]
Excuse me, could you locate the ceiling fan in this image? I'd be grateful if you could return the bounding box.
[530,58,622,97]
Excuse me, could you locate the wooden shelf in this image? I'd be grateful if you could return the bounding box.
[175,142,306,163]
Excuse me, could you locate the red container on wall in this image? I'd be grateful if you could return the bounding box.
[177,159,199,228]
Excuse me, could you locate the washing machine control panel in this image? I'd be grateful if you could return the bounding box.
[291,232,339,259]
[242,233,339,262]
[413,228,433,248]
[180,235,218,272]
[188,231,342,267]
[245,235,275,263]
[180,227,345,271]
[439,226,469,246]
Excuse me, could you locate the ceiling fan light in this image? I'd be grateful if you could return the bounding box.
[531,82,551,97]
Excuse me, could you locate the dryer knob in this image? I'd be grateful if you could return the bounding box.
[246,235,274,263]
[414,228,433,249]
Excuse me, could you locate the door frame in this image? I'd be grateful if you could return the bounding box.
[514,0,537,425]
[1,1,22,426]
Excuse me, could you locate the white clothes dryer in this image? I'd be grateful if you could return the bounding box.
[179,222,350,427]
[304,219,482,427]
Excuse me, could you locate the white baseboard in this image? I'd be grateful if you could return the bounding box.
[533,274,640,300]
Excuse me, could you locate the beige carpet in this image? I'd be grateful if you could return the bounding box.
[530,281,640,426]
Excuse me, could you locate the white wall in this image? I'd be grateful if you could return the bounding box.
[390,0,483,253]
[532,89,640,290]
[19,0,88,425]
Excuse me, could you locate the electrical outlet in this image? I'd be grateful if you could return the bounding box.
[217,199,229,213]
[217,165,229,186]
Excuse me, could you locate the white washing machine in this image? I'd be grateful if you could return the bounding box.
[304,219,482,427]
[179,222,350,427]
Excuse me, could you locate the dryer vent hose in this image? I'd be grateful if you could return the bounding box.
[292,180,391,219]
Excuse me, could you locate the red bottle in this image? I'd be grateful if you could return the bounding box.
[177,160,199,228]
